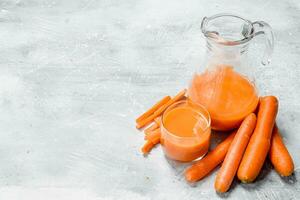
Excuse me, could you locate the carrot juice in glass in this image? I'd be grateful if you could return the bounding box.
[160,100,211,162]
[188,14,274,130]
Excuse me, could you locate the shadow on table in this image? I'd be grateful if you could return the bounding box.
[280,170,297,184]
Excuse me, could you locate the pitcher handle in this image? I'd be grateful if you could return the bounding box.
[252,21,274,65]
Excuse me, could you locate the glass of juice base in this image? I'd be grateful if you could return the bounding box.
[160,100,211,162]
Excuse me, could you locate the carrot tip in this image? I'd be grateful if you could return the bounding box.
[136,124,142,129]
[141,141,155,154]
[240,179,252,184]
[215,190,229,197]
[185,173,194,183]
[280,172,294,177]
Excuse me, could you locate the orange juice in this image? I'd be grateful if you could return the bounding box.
[188,65,259,131]
[161,100,211,162]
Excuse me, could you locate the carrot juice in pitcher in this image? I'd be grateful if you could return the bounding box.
[188,14,274,130]
[189,65,259,130]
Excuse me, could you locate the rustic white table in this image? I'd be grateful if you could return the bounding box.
[0,0,299,199]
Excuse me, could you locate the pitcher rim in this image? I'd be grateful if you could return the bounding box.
[201,13,255,46]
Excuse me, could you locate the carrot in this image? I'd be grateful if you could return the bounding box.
[185,131,236,182]
[136,112,163,129]
[215,113,257,193]
[136,96,171,123]
[144,128,161,141]
[154,89,186,116]
[144,122,159,135]
[141,141,153,154]
[154,117,161,126]
[141,134,161,154]
[237,96,278,183]
[136,89,186,129]
[269,124,294,176]
[136,114,157,129]
[144,117,161,134]
[150,134,160,144]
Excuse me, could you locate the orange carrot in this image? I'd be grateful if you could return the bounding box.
[136,89,186,129]
[154,89,186,116]
[141,141,153,154]
[144,128,161,141]
[154,117,161,126]
[144,117,161,134]
[215,113,257,193]
[136,96,171,123]
[237,96,278,183]
[141,134,161,154]
[269,124,294,176]
[185,131,236,182]
[150,134,160,144]
[136,113,159,129]
[144,122,159,135]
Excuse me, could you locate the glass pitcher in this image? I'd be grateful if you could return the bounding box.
[188,13,274,131]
